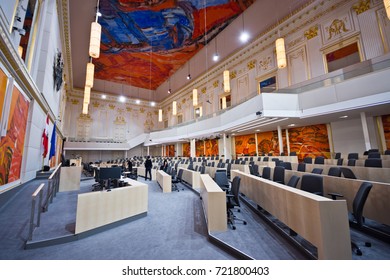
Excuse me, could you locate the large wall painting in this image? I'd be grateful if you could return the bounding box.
[196,140,204,157]
[288,124,330,161]
[165,144,175,157]
[0,83,30,186]
[257,131,280,155]
[235,134,256,156]
[182,142,190,157]
[382,115,390,150]
[204,139,218,156]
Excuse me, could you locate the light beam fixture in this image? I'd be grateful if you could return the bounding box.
[223,70,230,92]
[82,102,89,115]
[213,38,219,61]
[222,96,227,109]
[187,61,191,80]
[239,13,249,43]
[276,37,287,69]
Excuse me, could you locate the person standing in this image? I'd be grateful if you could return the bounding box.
[144,156,152,181]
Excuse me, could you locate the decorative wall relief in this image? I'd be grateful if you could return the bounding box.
[352,0,371,15]
[53,49,64,92]
[288,46,309,85]
[323,13,353,43]
[304,25,319,40]
[182,142,190,157]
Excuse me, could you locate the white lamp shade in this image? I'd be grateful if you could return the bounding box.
[83,86,91,104]
[222,96,227,109]
[158,109,162,122]
[276,37,287,69]
[82,102,89,115]
[193,89,198,106]
[172,101,177,115]
[85,62,95,88]
[18,46,23,57]
[89,22,101,58]
[223,70,230,92]
[385,0,390,20]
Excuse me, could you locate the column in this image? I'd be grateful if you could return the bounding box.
[285,129,290,155]
[190,139,196,158]
[277,125,283,155]
[360,112,371,151]
[147,146,150,156]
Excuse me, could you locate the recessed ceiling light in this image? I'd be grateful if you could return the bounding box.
[213,53,219,61]
[240,31,249,43]
[150,101,156,107]
[101,94,106,99]
[119,96,126,102]
[255,129,260,132]
[339,115,348,119]
[135,100,141,104]
[288,123,295,127]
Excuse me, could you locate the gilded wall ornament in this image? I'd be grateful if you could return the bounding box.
[353,0,370,15]
[247,60,256,70]
[259,57,271,71]
[304,26,319,40]
[326,19,350,40]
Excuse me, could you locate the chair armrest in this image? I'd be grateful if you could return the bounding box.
[226,194,234,198]
[328,192,344,200]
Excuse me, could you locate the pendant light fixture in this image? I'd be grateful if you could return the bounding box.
[193,88,198,106]
[385,0,390,20]
[158,109,162,122]
[239,13,249,43]
[276,37,287,69]
[83,86,91,105]
[89,0,101,58]
[85,59,94,87]
[222,96,227,109]
[223,70,230,92]
[172,101,177,116]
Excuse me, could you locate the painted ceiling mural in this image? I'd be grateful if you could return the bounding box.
[95,0,255,90]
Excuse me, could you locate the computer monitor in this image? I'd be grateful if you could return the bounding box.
[99,167,121,182]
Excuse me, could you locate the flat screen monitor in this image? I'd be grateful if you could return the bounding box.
[99,167,121,181]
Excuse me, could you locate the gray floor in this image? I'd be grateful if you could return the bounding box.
[0,176,389,260]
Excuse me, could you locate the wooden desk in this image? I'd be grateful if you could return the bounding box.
[59,166,82,192]
[200,174,227,232]
[325,159,390,168]
[179,168,201,191]
[136,166,157,180]
[75,180,148,234]
[231,170,351,260]
[156,170,171,193]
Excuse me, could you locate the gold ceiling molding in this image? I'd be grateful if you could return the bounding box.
[304,25,319,39]
[353,0,371,15]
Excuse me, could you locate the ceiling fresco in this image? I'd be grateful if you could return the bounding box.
[94,0,255,90]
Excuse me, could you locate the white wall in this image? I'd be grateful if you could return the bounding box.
[331,118,366,154]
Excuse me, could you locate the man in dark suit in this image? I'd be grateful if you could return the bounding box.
[144,156,152,181]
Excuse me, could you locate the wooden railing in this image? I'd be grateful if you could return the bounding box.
[28,183,45,241]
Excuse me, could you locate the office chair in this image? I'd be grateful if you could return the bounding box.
[328,182,373,255]
[348,159,356,166]
[337,158,344,166]
[281,161,292,170]
[340,167,357,179]
[367,152,381,159]
[226,176,247,230]
[311,168,323,174]
[289,152,297,156]
[214,171,230,192]
[303,157,312,164]
[263,157,269,162]
[226,163,232,179]
[334,152,341,159]
[171,169,184,192]
[252,164,261,177]
[364,158,382,168]
[385,150,390,155]
[248,165,254,176]
[280,152,285,156]
[261,166,271,180]
[297,162,306,172]
[348,153,359,160]
[327,166,341,177]
[314,156,325,164]
[286,175,300,188]
[273,166,285,184]
[300,174,323,196]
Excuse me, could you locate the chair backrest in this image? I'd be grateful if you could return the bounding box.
[328,167,341,177]
[311,168,323,174]
[314,156,325,164]
[214,171,229,190]
[297,162,306,172]
[301,174,324,196]
[262,166,271,180]
[281,162,292,170]
[289,152,297,156]
[368,152,381,159]
[177,168,184,180]
[347,159,356,166]
[334,152,341,159]
[263,157,269,162]
[230,176,241,207]
[352,182,372,226]
[194,165,198,171]
[220,162,225,168]
[348,153,359,160]
[303,157,312,164]
[337,158,344,166]
[252,164,259,175]
[286,175,300,188]
[340,167,357,179]
[364,158,382,168]
[248,165,254,175]
[273,166,285,184]
[385,150,390,155]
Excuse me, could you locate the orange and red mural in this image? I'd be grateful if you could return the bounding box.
[165,145,175,157]
[382,115,390,150]
[204,139,218,156]
[288,124,330,161]
[182,142,190,157]
[235,134,256,156]
[196,140,204,157]
[0,85,29,186]
[257,131,280,155]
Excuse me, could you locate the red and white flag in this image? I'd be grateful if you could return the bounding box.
[42,114,49,158]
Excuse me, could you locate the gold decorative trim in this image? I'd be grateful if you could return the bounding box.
[114,115,126,125]
[247,60,256,70]
[71,99,79,105]
[108,104,115,110]
[201,87,206,94]
[230,71,237,79]
[353,0,371,15]
[92,101,100,108]
[213,80,219,88]
[304,25,319,39]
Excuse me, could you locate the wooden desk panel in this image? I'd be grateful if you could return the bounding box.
[136,167,157,180]
[200,174,227,232]
[75,183,148,234]
[59,166,82,192]
[156,170,171,193]
[231,170,351,260]
[179,168,201,190]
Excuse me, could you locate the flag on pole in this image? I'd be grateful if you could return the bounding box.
[42,114,49,158]
[49,122,56,160]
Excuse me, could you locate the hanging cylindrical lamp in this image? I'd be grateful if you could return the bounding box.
[82,102,89,115]
[193,89,198,106]
[222,96,227,109]
[18,46,23,57]
[223,70,230,92]
[85,62,95,88]
[83,86,91,104]
[276,37,287,69]
[172,101,177,116]
[158,109,162,122]
[89,22,101,58]
[385,0,390,20]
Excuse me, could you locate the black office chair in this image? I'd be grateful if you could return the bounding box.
[171,169,184,192]
[303,157,313,164]
[289,152,297,156]
[340,167,357,179]
[300,174,323,196]
[328,166,341,177]
[286,175,300,188]
[314,156,325,164]
[273,166,285,184]
[263,157,269,162]
[334,152,341,159]
[252,164,261,177]
[348,153,359,160]
[226,176,247,230]
[297,162,306,172]
[367,152,381,159]
[347,159,356,166]
[311,168,323,174]
[281,162,292,170]
[261,166,271,180]
[214,171,230,192]
[328,182,373,256]
[337,158,344,166]
[385,150,390,155]
[364,158,382,168]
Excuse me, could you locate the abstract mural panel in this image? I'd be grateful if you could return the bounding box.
[97,0,255,89]
[182,142,190,157]
[288,124,330,161]
[382,115,390,150]
[165,144,175,157]
[235,134,256,156]
[0,84,30,186]
[204,139,218,156]
[196,140,204,157]
[257,131,280,155]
